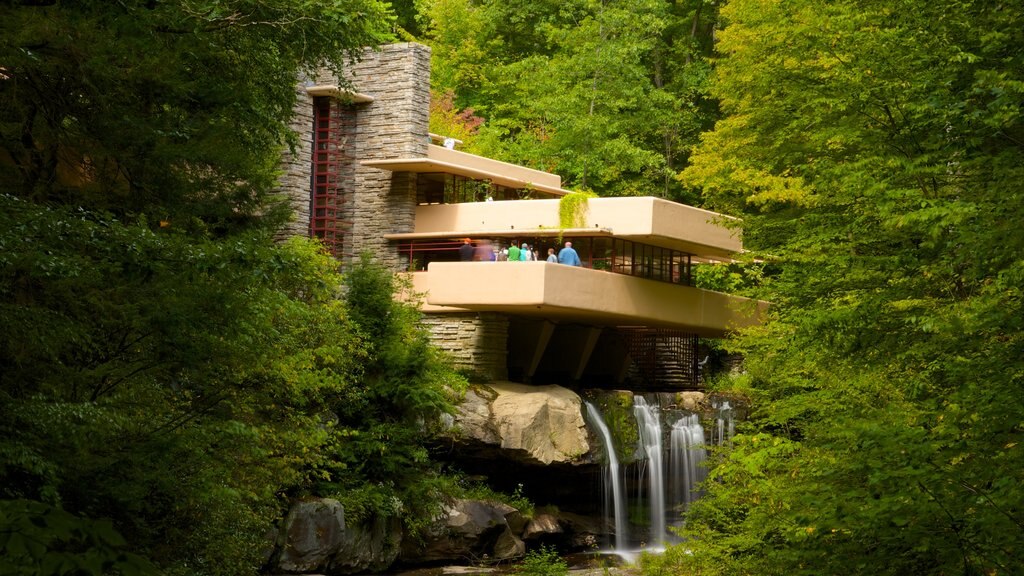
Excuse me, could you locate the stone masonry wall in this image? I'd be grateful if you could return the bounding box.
[421,313,509,382]
[344,44,430,270]
[277,44,508,377]
[277,84,316,242]
[277,43,431,268]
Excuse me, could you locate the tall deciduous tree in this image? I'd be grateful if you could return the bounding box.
[0,2,471,574]
[0,0,393,230]
[418,0,719,202]
[651,0,1024,574]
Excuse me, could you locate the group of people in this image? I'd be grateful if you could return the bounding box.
[459,239,581,266]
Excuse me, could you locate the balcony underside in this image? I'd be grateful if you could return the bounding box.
[410,262,765,338]
[363,145,568,197]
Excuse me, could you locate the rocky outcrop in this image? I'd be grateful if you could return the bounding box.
[522,513,563,540]
[449,382,590,466]
[275,499,346,572]
[271,498,401,575]
[675,391,708,412]
[400,499,525,564]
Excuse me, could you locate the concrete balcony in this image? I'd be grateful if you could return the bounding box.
[408,262,765,337]
[390,196,741,259]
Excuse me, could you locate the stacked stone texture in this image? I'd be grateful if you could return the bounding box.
[276,84,316,243]
[421,313,509,381]
[277,43,430,267]
[277,43,508,377]
[344,43,430,269]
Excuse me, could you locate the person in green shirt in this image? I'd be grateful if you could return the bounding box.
[508,243,520,261]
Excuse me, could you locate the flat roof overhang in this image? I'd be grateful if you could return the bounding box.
[396,197,742,259]
[409,262,766,337]
[304,84,374,103]
[362,145,568,197]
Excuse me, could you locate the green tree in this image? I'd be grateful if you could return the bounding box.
[418,0,719,201]
[319,254,467,532]
[656,0,1024,574]
[0,1,473,574]
[0,0,393,230]
[0,194,369,575]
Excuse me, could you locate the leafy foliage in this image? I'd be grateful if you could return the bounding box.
[660,0,1024,574]
[515,545,568,576]
[558,190,597,230]
[0,2,472,574]
[417,0,720,201]
[321,253,468,534]
[0,499,157,576]
[0,195,367,575]
[0,0,393,228]
[430,90,486,153]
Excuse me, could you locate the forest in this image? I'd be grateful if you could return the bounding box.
[1,0,1022,575]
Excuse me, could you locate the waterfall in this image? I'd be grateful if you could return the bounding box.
[584,396,720,554]
[714,400,735,446]
[633,397,666,547]
[584,402,629,551]
[669,414,707,510]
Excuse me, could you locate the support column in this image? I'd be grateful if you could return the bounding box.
[571,327,603,381]
[525,321,556,379]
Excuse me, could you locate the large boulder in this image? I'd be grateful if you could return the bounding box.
[330,514,402,574]
[401,499,525,564]
[451,385,500,445]
[557,511,606,550]
[450,382,590,466]
[675,391,707,412]
[276,499,346,572]
[522,513,563,541]
[272,498,401,575]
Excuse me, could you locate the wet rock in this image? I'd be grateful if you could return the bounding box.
[272,498,401,574]
[522,513,563,540]
[449,382,590,466]
[401,499,525,564]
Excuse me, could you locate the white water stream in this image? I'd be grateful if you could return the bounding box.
[586,395,735,554]
[584,402,629,551]
[633,397,667,547]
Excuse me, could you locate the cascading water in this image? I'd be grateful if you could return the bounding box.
[669,414,707,511]
[714,400,735,446]
[584,395,725,554]
[584,402,628,551]
[633,397,667,547]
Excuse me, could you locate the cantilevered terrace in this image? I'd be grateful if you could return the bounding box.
[285,43,762,387]
[364,146,764,339]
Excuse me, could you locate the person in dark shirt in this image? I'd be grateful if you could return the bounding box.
[459,238,475,261]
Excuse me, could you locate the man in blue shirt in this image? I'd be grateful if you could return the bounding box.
[557,241,582,266]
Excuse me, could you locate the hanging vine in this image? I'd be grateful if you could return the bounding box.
[558,190,597,241]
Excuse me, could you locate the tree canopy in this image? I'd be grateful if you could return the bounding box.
[416,0,719,202]
[641,0,1024,573]
[0,2,471,575]
[1,0,392,229]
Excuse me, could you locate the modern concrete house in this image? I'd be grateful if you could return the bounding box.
[279,43,763,390]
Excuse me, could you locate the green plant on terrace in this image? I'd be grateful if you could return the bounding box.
[557,190,597,242]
